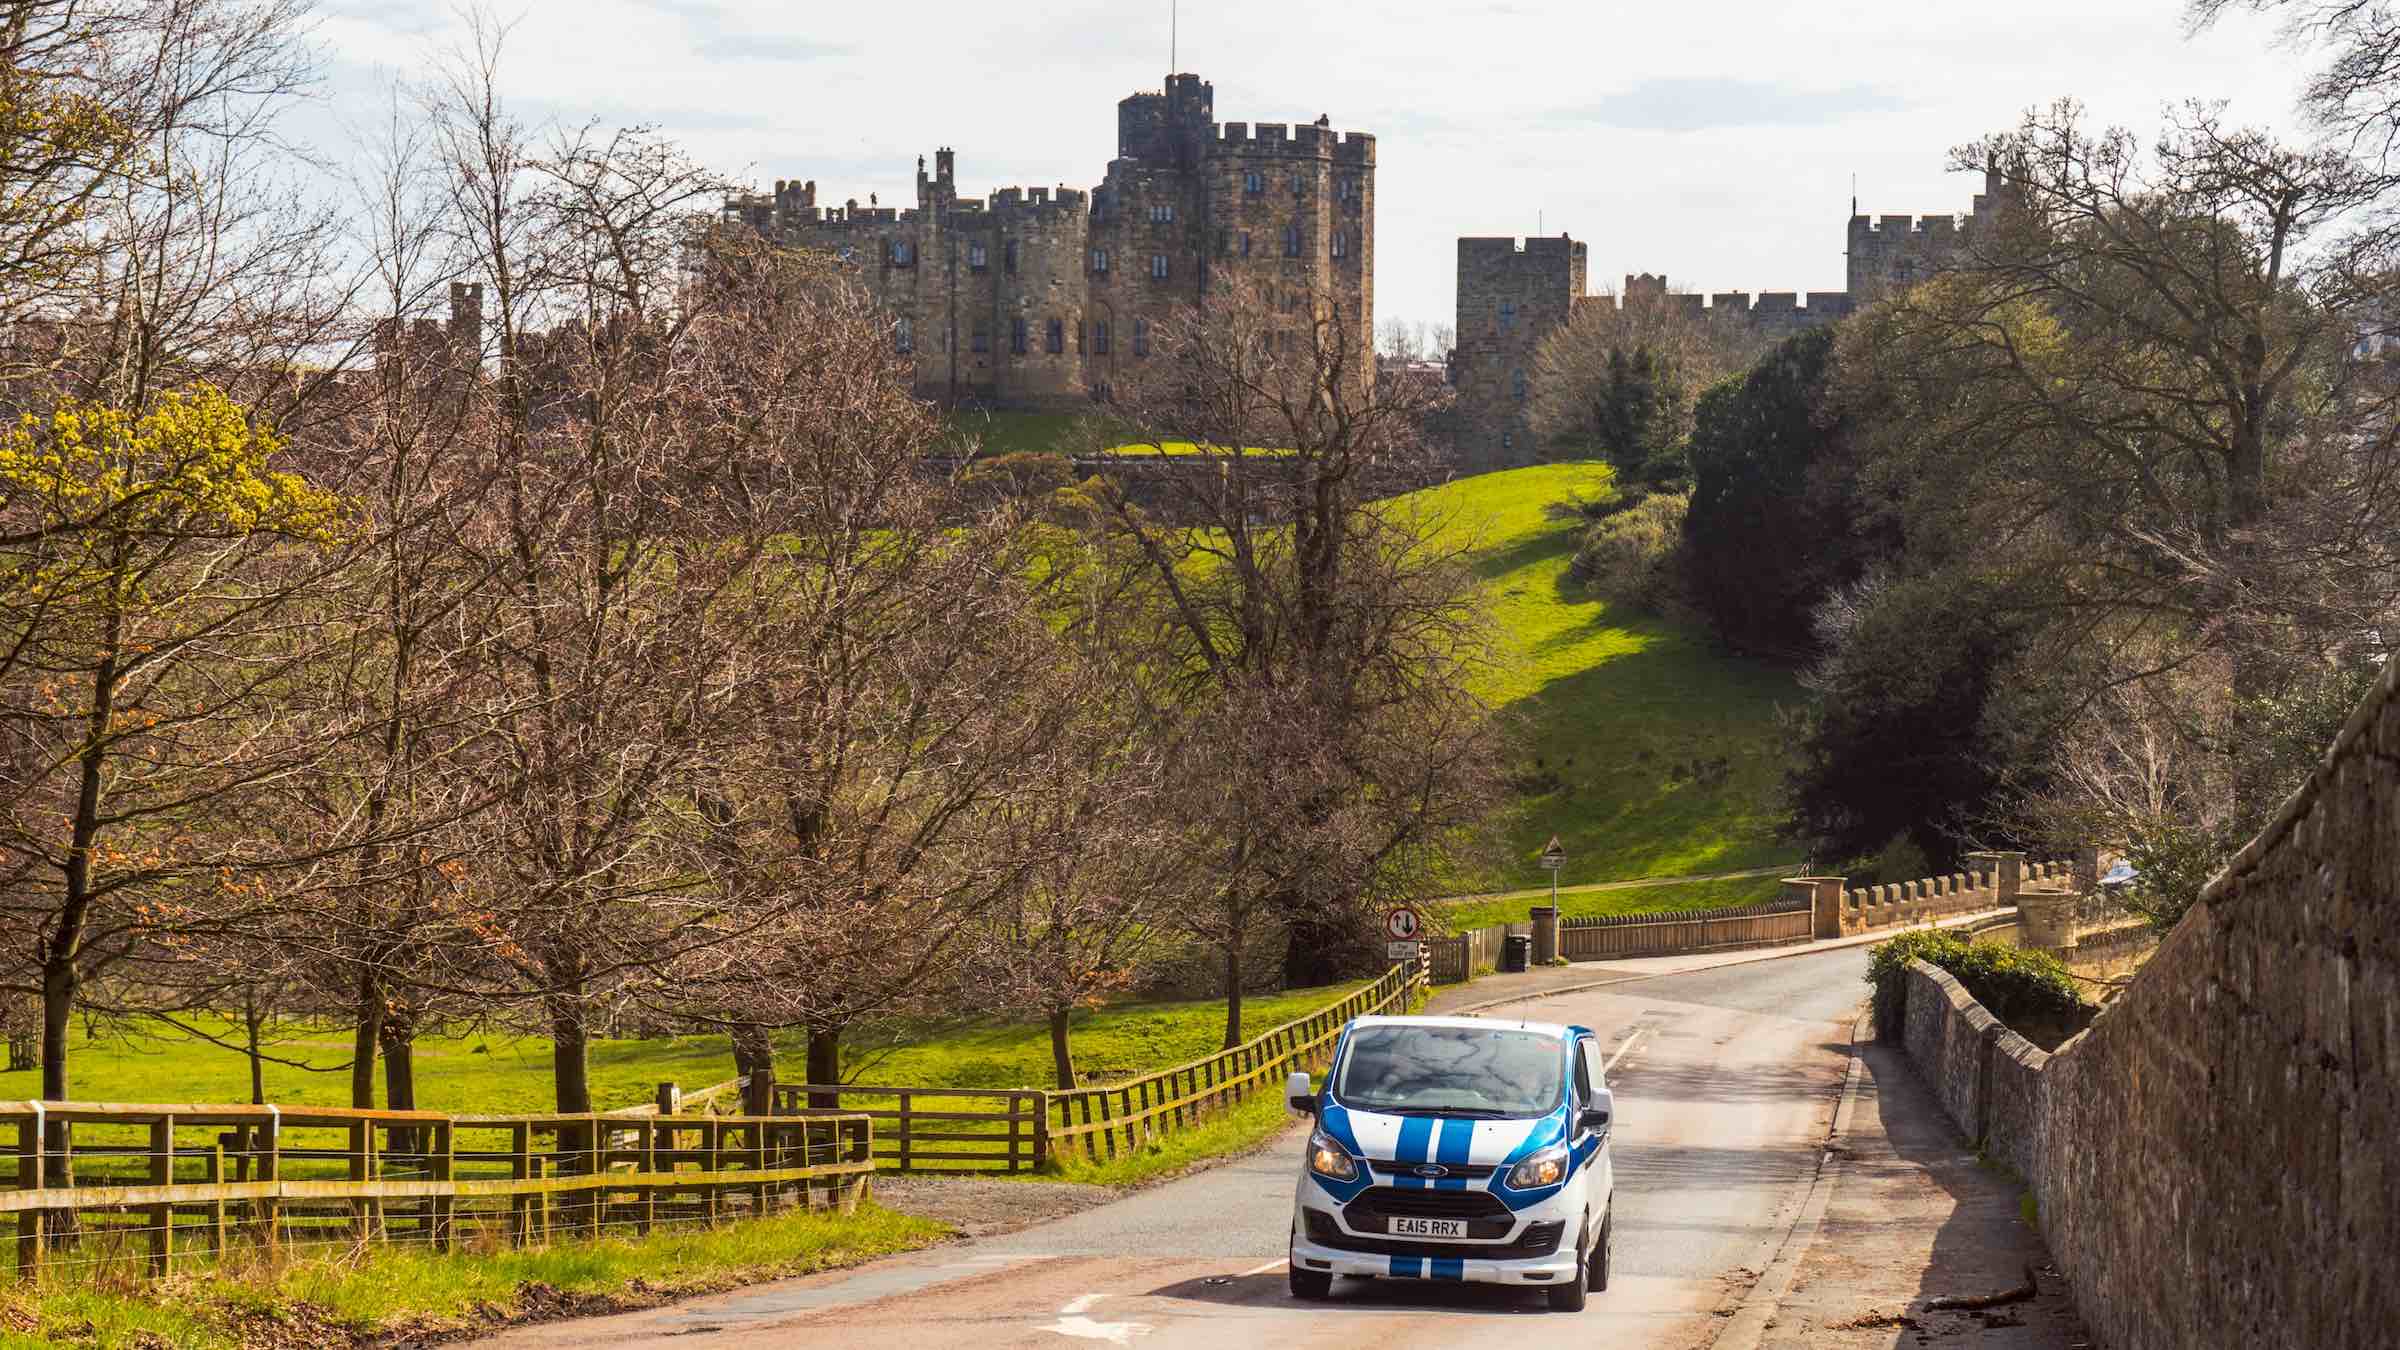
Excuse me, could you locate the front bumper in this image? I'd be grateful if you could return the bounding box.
[1289,1206,1581,1286]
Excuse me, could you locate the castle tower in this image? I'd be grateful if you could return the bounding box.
[1453,236,1586,468]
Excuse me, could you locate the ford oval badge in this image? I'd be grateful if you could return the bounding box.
[1413,1164,1448,1179]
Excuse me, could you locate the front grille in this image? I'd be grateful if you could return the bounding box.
[1367,1159,1498,1182]
[1346,1186,1512,1222]
[1304,1209,1564,1260]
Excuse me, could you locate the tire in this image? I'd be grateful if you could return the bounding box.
[1548,1223,1590,1312]
[1290,1264,1333,1301]
[1587,1205,1612,1293]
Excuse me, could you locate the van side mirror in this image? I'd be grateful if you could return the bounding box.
[1579,1086,1614,1135]
[1286,1070,1317,1115]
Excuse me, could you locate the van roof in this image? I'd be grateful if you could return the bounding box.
[1347,1013,1574,1040]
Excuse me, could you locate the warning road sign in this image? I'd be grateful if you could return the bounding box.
[1539,835,1566,870]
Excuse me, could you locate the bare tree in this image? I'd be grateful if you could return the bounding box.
[1527,282,1765,478]
[1086,275,1508,1046]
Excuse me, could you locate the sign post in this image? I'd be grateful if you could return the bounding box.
[1539,836,1566,909]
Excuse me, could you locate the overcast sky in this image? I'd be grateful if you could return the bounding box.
[308,1,2321,332]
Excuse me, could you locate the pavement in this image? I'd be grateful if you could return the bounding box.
[465,915,2076,1350]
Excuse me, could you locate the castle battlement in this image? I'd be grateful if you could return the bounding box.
[986,185,1088,215]
[1210,122,1374,162]
[1853,211,1971,238]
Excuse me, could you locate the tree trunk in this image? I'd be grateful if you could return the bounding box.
[1281,910,1350,989]
[1048,1008,1077,1089]
[38,957,74,1104]
[349,971,383,1109]
[1221,939,1245,1050]
[731,1021,774,1081]
[243,990,267,1105]
[805,1024,841,1110]
[550,1000,592,1113]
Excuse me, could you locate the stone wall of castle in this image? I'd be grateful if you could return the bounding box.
[1452,168,2008,469]
[727,74,1374,411]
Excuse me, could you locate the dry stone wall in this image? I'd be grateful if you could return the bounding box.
[1897,656,2400,1349]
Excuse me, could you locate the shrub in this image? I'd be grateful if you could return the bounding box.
[1865,929,2086,1040]
[1570,489,1687,613]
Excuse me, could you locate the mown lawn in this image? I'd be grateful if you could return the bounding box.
[1403,462,1806,890]
[7,982,1360,1113]
[1434,871,1795,933]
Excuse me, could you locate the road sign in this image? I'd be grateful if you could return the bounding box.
[1386,940,1425,961]
[1539,835,1566,870]
[1383,907,1424,940]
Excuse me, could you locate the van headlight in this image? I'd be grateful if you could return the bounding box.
[1307,1129,1358,1181]
[1507,1142,1569,1190]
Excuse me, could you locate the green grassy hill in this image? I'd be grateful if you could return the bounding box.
[1405,462,1804,894]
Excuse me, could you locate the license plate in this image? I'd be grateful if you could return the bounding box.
[1390,1217,1469,1239]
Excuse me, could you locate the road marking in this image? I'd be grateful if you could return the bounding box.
[1238,1258,1286,1276]
[1606,1027,1649,1073]
[1043,1293,1152,1345]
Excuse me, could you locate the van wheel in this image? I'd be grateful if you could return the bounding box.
[1548,1224,1590,1312]
[1588,1206,1612,1292]
[1290,1265,1333,1301]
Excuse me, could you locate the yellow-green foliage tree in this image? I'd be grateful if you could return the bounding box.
[0,384,348,1102]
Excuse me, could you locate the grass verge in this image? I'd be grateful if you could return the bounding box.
[0,1202,947,1349]
[1434,872,1794,932]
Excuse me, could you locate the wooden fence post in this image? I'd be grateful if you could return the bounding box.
[508,1122,532,1247]
[16,1113,41,1279]
[205,1144,227,1264]
[430,1123,454,1253]
[896,1091,912,1174]
[147,1116,174,1277]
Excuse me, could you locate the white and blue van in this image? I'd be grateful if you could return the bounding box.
[1284,1014,1615,1311]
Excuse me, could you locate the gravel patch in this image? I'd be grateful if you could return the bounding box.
[869,1175,1120,1240]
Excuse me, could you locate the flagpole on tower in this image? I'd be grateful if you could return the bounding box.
[1172,0,1178,72]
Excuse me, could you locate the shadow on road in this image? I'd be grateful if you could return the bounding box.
[1145,1270,1554,1316]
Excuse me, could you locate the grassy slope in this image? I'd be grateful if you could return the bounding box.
[9,983,1356,1113]
[1436,872,1792,933]
[1404,462,1804,892]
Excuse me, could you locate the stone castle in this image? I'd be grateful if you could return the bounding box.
[723,74,1374,409]
[1453,165,2014,466]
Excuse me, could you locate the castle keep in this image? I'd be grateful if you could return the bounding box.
[1454,165,2011,466]
[724,74,1375,409]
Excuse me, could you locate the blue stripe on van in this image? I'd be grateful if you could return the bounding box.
[1434,1117,1475,1190]
[1392,1115,1435,1188]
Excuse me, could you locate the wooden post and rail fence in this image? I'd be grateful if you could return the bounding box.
[0,1101,871,1282]
[767,960,1430,1174]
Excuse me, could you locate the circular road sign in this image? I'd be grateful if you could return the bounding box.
[1384,907,1424,941]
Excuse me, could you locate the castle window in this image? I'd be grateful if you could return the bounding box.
[890,239,914,266]
[1076,321,1086,353]
[1499,301,1515,332]
[1338,176,1358,201]
[1512,369,1527,400]
[970,323,988,354]
[836,244,855,262]
[1283,224,1301,257]
[1245,171,1264,195]
[1240,232,1252,258]
[968,241,987,271]
[1046,318,1063,354]
[1332,231,1347,259]
[1290,172,1303,196]
[1502,430,1515,451]
[1091,247,1110,274]
[1011,318,1028,354]
[1134,319,1149,357]
[1004,239,1018,273]
[1151,253,1170,280]
[1094,321,1111,354]
[1149,202,1175,224]
[895,316,914,354]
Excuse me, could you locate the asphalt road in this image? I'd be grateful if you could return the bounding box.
[475,945,1872,1350]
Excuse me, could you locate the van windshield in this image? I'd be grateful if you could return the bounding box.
[1331,1025,1565,1118]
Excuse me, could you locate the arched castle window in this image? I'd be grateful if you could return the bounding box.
[1151,253,1170,280]
[1240,232,1253,258]
[1500,301,1516,332]
[1094,321,1111,354]
[1011,318,1027,354]
[968,241,987,271]
[1283,224,1301,257]
[1332,231,1347,259]
[1134,319,1149,357]
[895,317,913,353]
[1091,248,1110,274]
[1046,318,1064,354]
[891,239,914,266]
[1512,369,1527,400]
